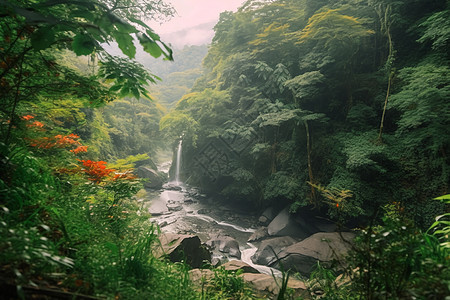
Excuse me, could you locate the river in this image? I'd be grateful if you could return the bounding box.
[144,176,281,276]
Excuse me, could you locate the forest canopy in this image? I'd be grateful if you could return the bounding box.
[164,0,449,228]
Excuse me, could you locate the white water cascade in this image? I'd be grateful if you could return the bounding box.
[175,139,182,185]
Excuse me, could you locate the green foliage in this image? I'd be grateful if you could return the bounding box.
[285,71,325,101]
[318,208,450,299]
[306,261,339,299]
[159,110,199,144]
[296,8,374,45]
[428,195,450,250]
[167,0,448,224]
[109,153,151,170]
[202,267,254,300]
[0,217,74,286]
[264,172,302,206]
[417,7,450,50]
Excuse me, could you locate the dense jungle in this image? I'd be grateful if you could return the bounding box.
[0,0,449,299]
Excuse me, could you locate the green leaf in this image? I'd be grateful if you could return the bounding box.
[138,34,163,58]
[109,84,122,92]
[128,16,151,31]
[131,87,140,99]
[146,30,161,41]
[31,27,55,50]
[113,32,136,58]
[72,34,95,56]
[105,242,119,255]
[434,194,450,202]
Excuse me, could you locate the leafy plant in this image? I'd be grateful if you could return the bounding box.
[202,267,254,300]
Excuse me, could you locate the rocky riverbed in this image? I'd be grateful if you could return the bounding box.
[137,162,354,297]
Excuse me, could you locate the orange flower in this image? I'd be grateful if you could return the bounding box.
[27,121,44,128]
[70,146,88,154]
[29,133,82,149]
[21,115,34,120]
[79,159,115,183]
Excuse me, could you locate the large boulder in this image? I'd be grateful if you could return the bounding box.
[251,236,297,266]
[206,235,241,259]
[293,211,337,233]
[137,166,165,189]
[241,273,310,299]
[268,207,337,238]
[271,232,355,276]
[268,207,309,238]
[156,233,211,268]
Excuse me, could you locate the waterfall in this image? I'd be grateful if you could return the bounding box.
[175,139,182,185]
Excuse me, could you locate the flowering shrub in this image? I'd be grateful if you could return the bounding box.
[30,134,81,149]
[78,160,116,183]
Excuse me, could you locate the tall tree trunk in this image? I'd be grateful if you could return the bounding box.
[305,120,316,202]
[377,4,394,143]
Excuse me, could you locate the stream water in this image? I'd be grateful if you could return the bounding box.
[147,160,281,276]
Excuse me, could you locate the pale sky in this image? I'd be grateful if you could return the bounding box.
[148,0,246,48]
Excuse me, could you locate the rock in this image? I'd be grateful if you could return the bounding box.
[211,255,227,267]
[247,227,268,242]
[258,207,277,225]
[162,183,183,191]
[272,232,355,276]
[157,221,168,227]
[222,260,259,274]
[156,233,211,268]
[268,207,309,238]
[293,212,337,234]
[137,166,164,189]
[251,236,297,266]
[135,158,158,170]
[258,215,269,224]
[167,203,183,212]
[148,197,169,216]
[268,207,338,238]
[241,273,310,299]
[206,235,241,259]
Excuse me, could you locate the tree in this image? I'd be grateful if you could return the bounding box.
[0,0,174,144]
